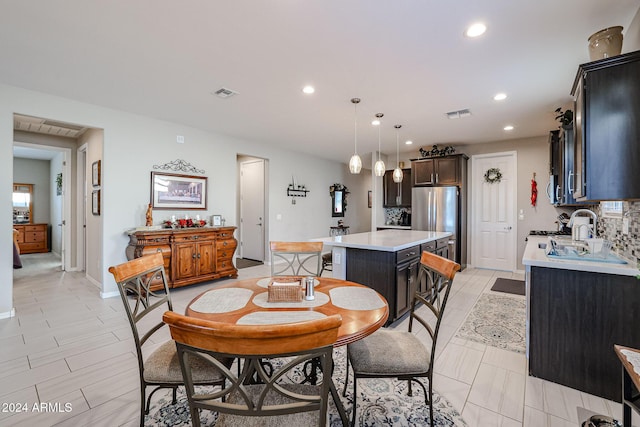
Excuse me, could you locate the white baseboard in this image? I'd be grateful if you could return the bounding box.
[100,290,120,299]
[0,308,16,319]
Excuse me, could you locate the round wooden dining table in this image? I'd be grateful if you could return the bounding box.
[185,276,389,427]
[185,276,389,347]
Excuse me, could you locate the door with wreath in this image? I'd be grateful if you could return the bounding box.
[471,151,517,271]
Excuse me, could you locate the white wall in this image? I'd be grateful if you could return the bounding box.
[0,83,370,313]
[80,129,104,287]
[50,153,63,255]
[624,7,640,52]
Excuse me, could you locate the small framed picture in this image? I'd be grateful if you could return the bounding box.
[368,190,372,208]
[212,214,222,226]
[92,190,101,215]
[92,160,101,187]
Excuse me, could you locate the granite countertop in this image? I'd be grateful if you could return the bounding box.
[312,229,451,252]
[522,236,640,277]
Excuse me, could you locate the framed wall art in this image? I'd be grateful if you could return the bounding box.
[92,190,101,215]
[151,172,207,210]
[92,160,101,187]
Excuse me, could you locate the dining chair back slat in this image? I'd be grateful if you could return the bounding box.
[270,241,323,277]
[163,311,342,426]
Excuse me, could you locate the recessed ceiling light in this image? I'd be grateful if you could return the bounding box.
[504,125,514,131]
[465,22,487,38]
[494,93,507,101]
[405,140,413,145]
[302,85,315,94]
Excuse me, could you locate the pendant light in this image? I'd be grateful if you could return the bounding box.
[373,113,385,176]
[348,98,362,174]
[393,125,404,183]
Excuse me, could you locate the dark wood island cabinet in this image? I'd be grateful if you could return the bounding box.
[529,266,640,401]
[126,227,238,291]
[345,236,450,322]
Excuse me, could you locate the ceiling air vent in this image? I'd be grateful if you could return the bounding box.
[445,109,472,119]
[213,87,238,99]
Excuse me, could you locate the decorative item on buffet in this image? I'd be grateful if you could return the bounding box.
[164,214,207,228]
[419,144,456,158]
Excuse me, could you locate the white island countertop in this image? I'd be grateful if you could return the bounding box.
[313,229,452,252]
[523,236,640,277]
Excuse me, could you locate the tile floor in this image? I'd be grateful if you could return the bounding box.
[1,253,637,426]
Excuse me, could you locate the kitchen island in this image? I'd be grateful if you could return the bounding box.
[523,236,640,401]
[314,229,451,322]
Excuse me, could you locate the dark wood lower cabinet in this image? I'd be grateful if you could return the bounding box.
[346,244,430,322]
[529,266,640,402]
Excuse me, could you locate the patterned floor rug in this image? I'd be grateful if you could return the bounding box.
[454,293,526,353]
[146,346,468,426]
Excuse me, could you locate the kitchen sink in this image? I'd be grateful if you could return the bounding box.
[545,238,627,264]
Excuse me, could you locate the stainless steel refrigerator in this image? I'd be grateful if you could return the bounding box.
[412,186,466,267]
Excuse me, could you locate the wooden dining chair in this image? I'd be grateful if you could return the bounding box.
[270,241,323,276]
[163,311,342,427]
[343,251,460,427]
[108,253,228,427]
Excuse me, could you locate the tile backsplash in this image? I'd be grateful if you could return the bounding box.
[594,201,640,265]
[384,208,410,226]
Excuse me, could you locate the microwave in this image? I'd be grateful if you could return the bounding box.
[546,174,561,205]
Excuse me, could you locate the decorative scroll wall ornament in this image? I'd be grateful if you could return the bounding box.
[152,159,205,174]
[419,145,456,158]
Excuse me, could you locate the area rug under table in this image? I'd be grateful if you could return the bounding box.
[146,346,468,426]
[454,293,526,353]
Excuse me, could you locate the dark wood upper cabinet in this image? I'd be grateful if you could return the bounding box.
[571,50,640,201]
[383,168,411,207]
[412,154,466,186]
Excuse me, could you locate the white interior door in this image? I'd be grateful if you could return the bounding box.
[472,151,517,271]
[240,159,265,261]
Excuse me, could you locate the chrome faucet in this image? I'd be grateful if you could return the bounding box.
[568,209,598,241]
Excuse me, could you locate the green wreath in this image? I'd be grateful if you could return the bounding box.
[484,168,502,183]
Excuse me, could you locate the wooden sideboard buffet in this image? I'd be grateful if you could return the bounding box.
[13,223,49,254]
[126,227,238,290]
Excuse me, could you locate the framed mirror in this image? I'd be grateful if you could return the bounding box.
[332,190,345,217]
[330,183,349,218]
[13,183,33,224]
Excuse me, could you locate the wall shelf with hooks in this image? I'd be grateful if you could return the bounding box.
[287,184,309,198]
